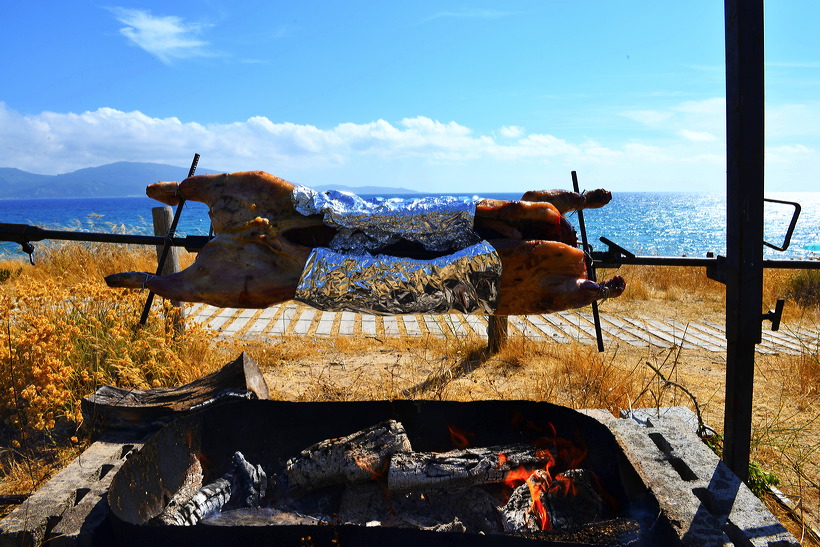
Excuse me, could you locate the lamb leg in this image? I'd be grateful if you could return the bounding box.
[106,235,308,308]
[108,172,327,307]
[492,239,625,315]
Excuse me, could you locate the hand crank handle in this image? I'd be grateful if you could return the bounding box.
[762,298,785,331]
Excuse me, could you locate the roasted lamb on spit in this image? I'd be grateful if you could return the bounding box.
[105,171,624,315]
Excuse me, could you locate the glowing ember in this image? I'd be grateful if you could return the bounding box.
[354,454,389,481]
[448,424,474,449]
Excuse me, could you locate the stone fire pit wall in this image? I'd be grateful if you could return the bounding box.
[0,405,799,546]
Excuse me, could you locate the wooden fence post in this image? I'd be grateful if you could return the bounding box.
[487,314,508,354]
[152,207,185,333]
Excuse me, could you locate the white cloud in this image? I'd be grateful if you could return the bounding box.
[1,99,818,192]
[499,125,524,138]
[108,7,213,64]
[622,99,725,138]
[673,98,725,116]
[766,102,820,139]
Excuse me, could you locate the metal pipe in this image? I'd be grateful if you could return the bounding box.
[593,255,819,270]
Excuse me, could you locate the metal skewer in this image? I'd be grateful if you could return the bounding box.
[139,153,200,325]
[571,171,605,352]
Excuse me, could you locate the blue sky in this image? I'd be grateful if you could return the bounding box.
[2,1,819,193]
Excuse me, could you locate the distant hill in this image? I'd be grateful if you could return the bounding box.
[0,162,222,199]
[0,163,420,198]
[0,168,52,196]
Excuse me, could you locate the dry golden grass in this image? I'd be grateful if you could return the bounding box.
[1,246,818,542]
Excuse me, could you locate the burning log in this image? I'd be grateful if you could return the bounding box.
[387,444,554,493]
[158,451,267,526]
[284,420,412,494]
[501,468,607,532]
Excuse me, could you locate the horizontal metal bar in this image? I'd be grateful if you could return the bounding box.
[0,223,210,251]
[594,255,717,268]
[594,254,820,270]
[3,223,818,270]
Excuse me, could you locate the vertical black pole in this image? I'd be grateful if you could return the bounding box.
[723,0,765,482]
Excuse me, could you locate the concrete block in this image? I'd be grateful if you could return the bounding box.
[0,432,146,547]
[609,412,798,547]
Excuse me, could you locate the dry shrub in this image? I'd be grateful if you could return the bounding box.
[17,241,155,285]
[0,242,235,487]
[785,270,820,308]
[553,345,649,414]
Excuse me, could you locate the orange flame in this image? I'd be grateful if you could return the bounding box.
[503,465,534,488]
[526,472,551,530]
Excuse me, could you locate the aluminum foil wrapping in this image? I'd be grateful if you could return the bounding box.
[291,185,479,252]
[294,242,501,315]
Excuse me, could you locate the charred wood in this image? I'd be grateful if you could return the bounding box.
[285,420,412,495]
[159,451,267,526]
[155,453,204,525]
[82,352,269,431]
[338,482,500,534]
[165,476,233,526]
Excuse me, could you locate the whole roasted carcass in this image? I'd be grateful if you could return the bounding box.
[105,171,624,315]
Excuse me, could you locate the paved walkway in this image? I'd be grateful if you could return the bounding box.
[186,302,818,356]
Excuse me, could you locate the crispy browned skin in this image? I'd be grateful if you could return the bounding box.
[106,171,624,313]
[110,172,326,308]
[491,239,625,315]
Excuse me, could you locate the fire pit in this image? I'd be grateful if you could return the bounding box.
[108,399,666,546]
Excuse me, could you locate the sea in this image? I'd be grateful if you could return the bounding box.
[1,192,819,261]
